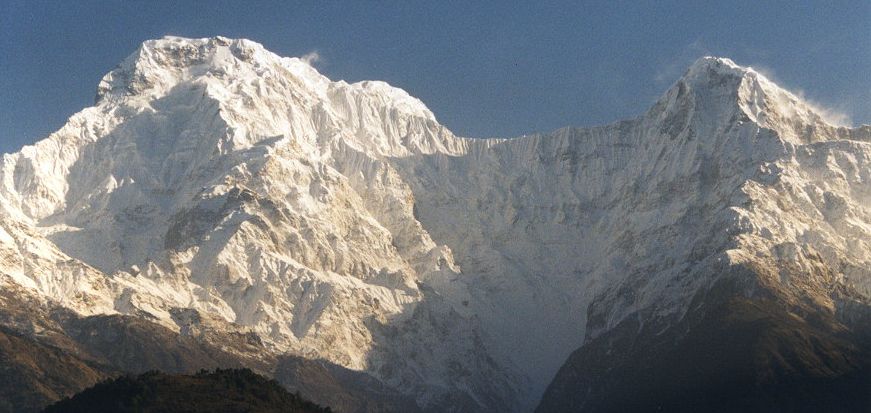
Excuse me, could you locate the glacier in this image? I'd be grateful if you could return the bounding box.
[1,36,869,411]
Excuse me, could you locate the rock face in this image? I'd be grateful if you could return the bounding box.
[535,274,871,412]
[0,37,869,411]
[0,285,407,413]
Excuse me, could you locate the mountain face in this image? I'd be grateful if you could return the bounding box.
[0,283,415,413]
[1,36,869,412]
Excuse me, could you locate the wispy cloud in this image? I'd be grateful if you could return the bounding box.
[653,42,855,127]
[300,50,322,66]
[749,65,853,127]
[805,102,852,127]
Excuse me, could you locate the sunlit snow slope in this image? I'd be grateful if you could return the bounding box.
[1,37,869,411]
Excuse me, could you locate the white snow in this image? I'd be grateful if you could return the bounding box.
[1,38,869,411]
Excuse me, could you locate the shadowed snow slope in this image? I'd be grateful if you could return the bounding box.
[1,37,869,412]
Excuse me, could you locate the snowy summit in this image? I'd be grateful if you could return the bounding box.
[1,37,869,412]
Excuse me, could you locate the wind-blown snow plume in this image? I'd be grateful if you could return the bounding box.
[1,37,868,412]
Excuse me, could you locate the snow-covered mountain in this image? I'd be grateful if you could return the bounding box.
[1,36,869,412]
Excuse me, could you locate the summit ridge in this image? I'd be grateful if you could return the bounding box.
[1,37,869,412]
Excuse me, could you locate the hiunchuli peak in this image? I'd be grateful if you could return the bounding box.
[650,55,861,145]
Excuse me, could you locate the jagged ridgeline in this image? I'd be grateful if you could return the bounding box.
[0,36,869,412]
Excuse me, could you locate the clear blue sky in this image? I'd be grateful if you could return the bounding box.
[1,1,869,154]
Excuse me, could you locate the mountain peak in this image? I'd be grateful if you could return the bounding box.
[95,36,290,102]
[655,56,848,143]
[2,37,869,413]
[685,56,746,81]
[94,36,437,139]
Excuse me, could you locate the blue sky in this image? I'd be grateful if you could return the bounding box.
[1,1,869,154]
